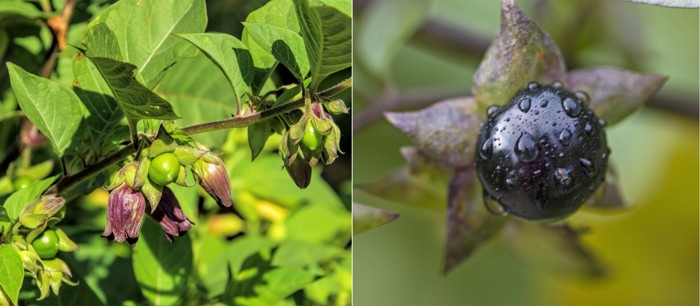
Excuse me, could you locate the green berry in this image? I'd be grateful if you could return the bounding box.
[13,177,32,190]
[301,122,323,151]
[32,229,59,259]
[148,152,180,186]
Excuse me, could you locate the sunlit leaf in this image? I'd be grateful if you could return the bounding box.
[156,52,234,148]
[352,203,399,235]
[243,0,301,69]
[2,175,57,221]
[565,67,667,126]
[84,56,179,123]
[385,97,481,168]
[235,267,315,306]
[175,33,255,103]
[7,63,83,156]
[442,168,507,274]
[0,244,23,305]
[248,121,275,161]
[472,0,566,109]
[243,22,310,82]
[83,0,207,87]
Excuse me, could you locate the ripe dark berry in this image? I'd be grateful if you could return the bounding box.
[475,82,609,220]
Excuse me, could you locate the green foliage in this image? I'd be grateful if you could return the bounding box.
[0,0,350,305]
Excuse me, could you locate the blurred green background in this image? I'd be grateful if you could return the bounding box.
[352,0,699,305]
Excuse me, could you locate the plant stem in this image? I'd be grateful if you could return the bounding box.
[52,96,318,195]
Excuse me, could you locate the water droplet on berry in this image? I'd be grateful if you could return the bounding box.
[558,128,572,146]
[575,91,589,105]
[552,81,562,88]
[599,119,607,127]
[487,105,499,116]
[528,82,540,90]
[518,98,531,112]
[514,132,538,163]
[579,158,597,177]
[483,191,509,216]
[562,98,581,117]
[554,167,573,192]
[584,123,593,135]
[540,99,549,107]
[480,138,494,159]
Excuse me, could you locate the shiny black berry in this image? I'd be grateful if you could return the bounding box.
[475,82,609,220]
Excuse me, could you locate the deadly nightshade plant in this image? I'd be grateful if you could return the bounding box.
[359,0,667,275]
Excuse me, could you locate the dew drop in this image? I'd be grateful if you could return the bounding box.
[552,81,562,88]
[540,99,549,107]
[575,91,589,105]
[558,128,573,146]
[483,191,509,216]
[528,82,540,90]
[514,133,538,163]
[599,119,607,127]
[579,158,597,177]
[518,98,531,112]
[584,123,593,135]
[487,105,499,116]
[480,138,494,159]
[562,97,581,117]
[533,169,542,176]
[505,178,515,188]
[554,167,573,192]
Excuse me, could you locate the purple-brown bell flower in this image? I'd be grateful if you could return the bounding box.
[147,186,193,242]
[102,183,146,246]
[193,153,232,207]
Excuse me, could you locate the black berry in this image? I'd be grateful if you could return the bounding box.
[475,82,609,220]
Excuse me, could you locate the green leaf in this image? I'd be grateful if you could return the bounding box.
[85,56,179,122]
[243,22,310,82]
[243,0,301,69]
[231,154,343,209]
[248,121,275,161]
[318,0,350,17]
[285,203,350,244]
[84,0,207,87]
[311,6,351,90]
[0,206,9,223]
[442,168,506,274]
[228,236,276,275]
[7,63,83,156]
[156,52,235,148]
[235,267,315,306]
[292,0,322,84]
[73,51,124,158]
[132,218,193,306]
[352,203,399,235]
[294,0,351,92]
[80,23,122,60]
[175,33,254,104]
[271,240,344,268]
[3,175,58,221]
[385,97,482,168]
[472,0,566,109]
[0,1,43,19]
[358,0,431,81]
[0,244,23,305]
[565,67,667,126]
[195,234,230,298]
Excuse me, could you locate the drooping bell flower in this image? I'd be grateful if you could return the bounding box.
[147,186,193,242]
[193,153,232,207]
[102,184,146,246]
